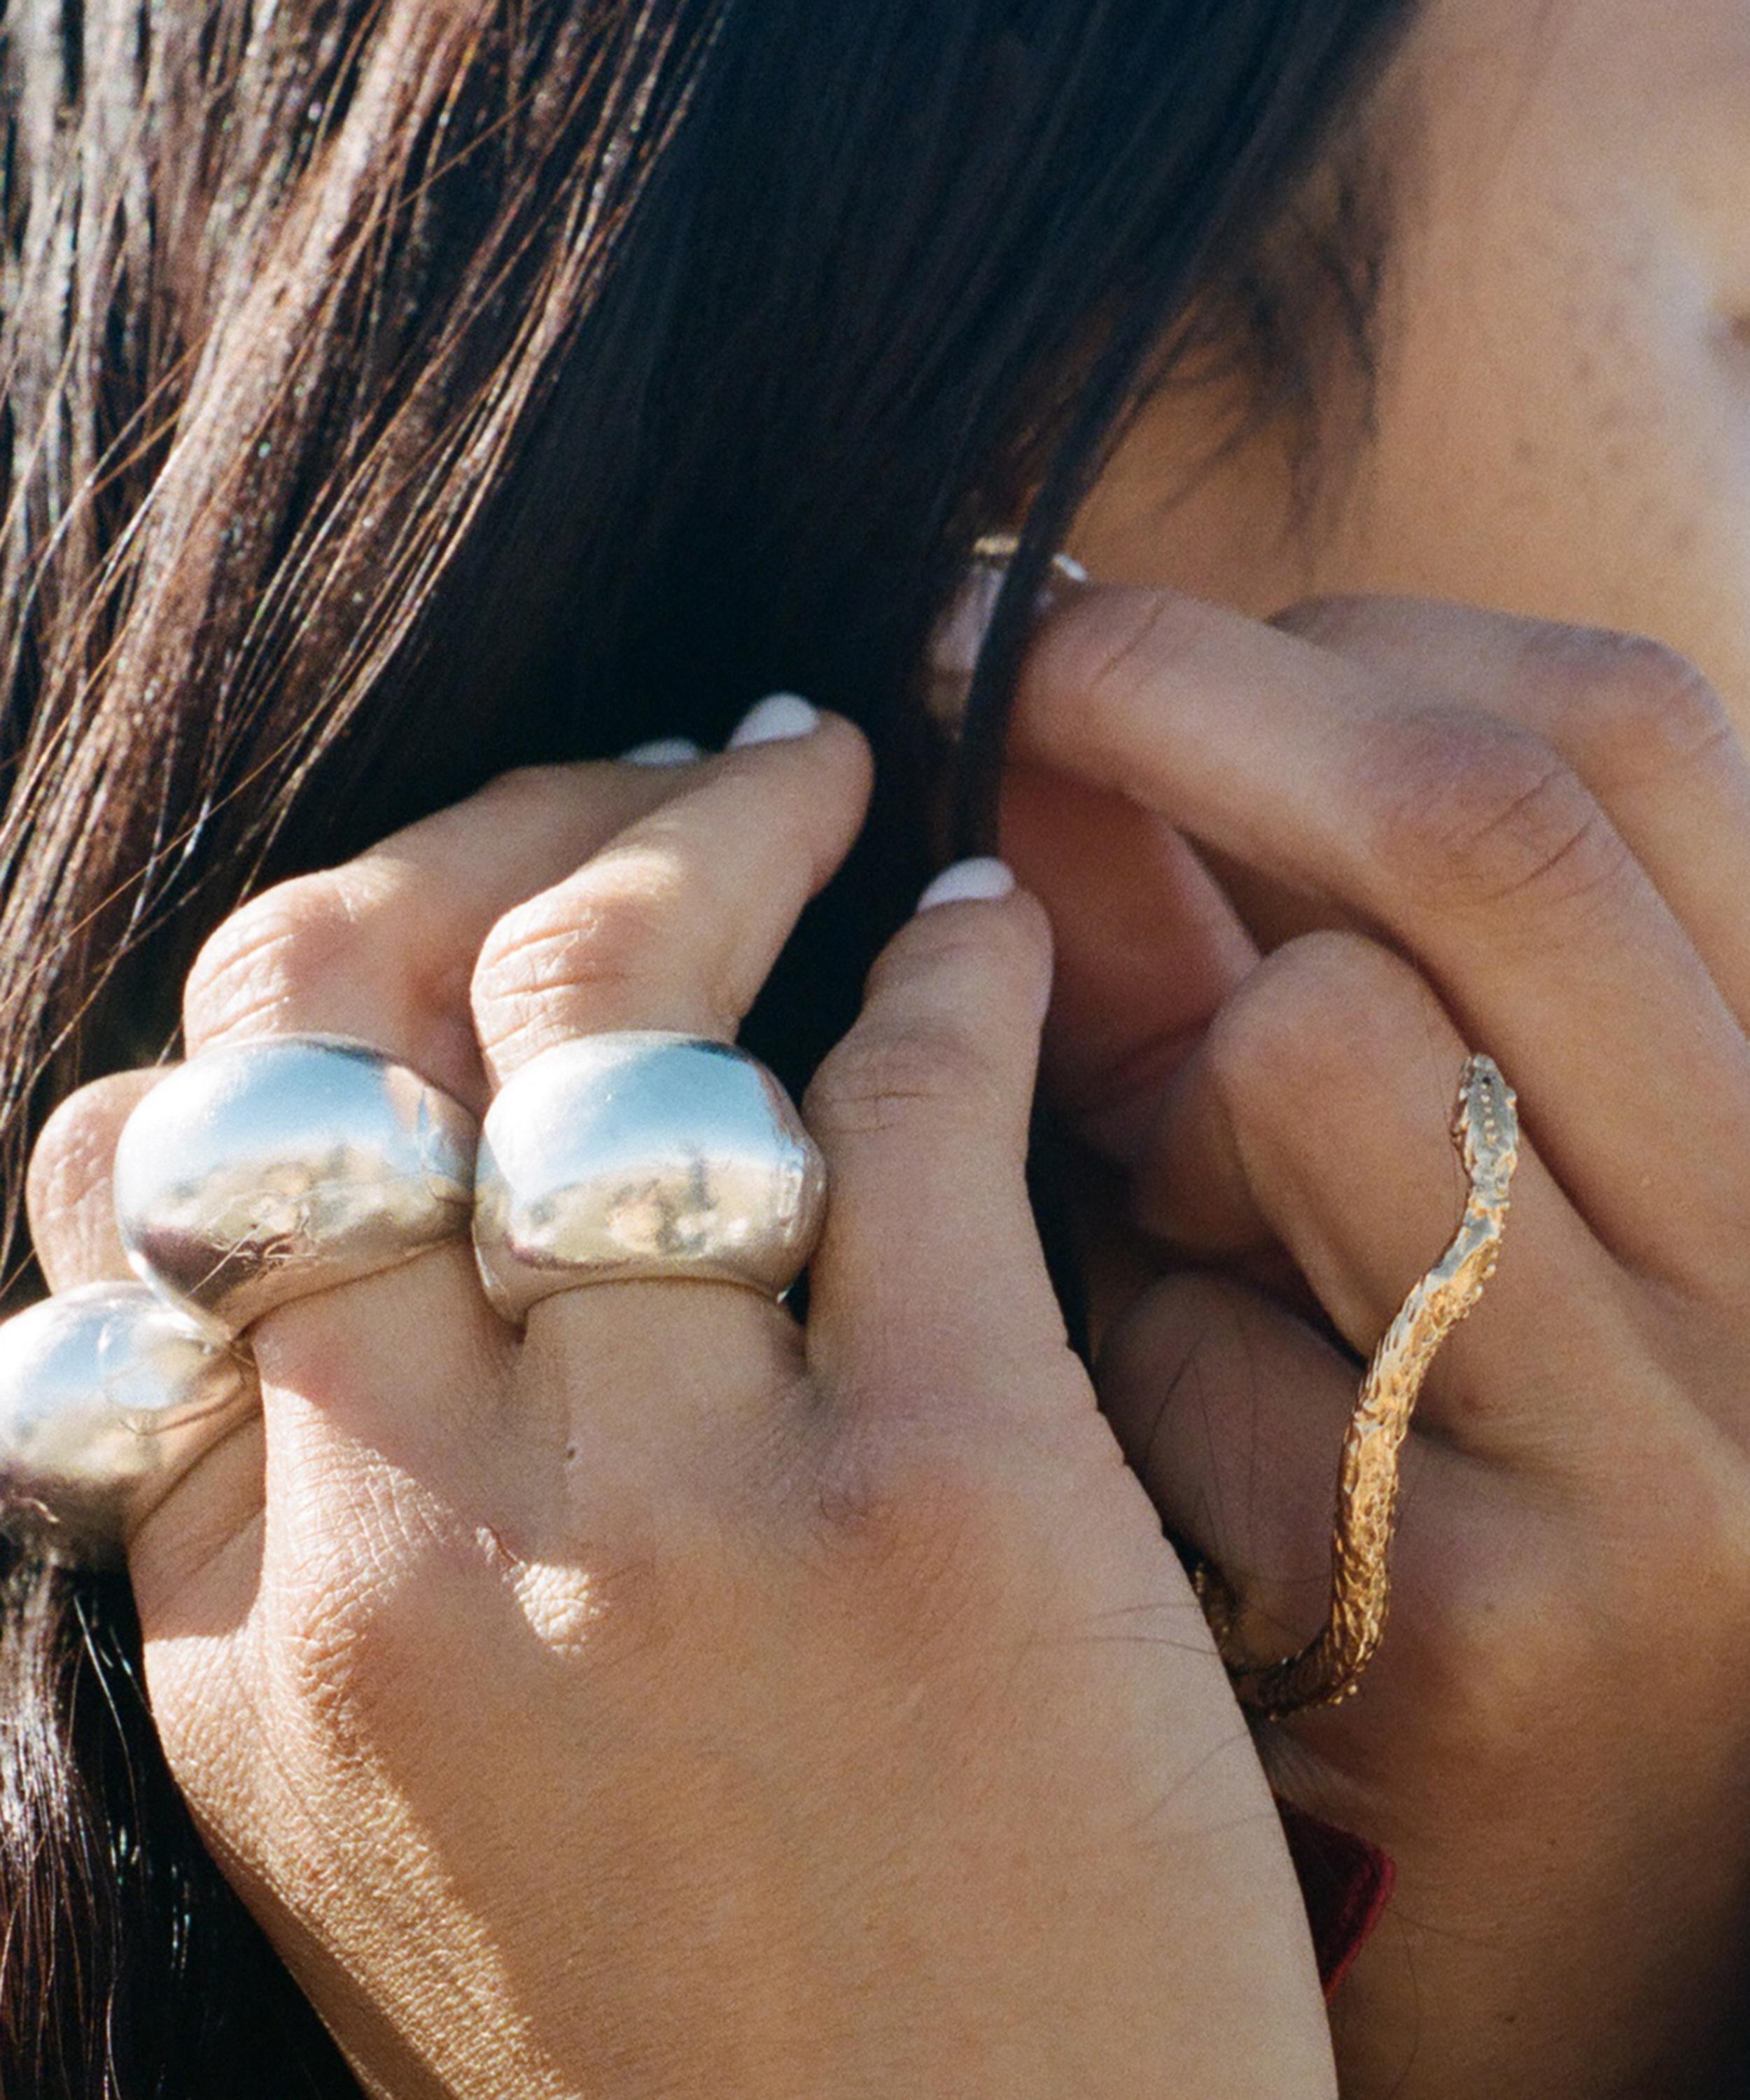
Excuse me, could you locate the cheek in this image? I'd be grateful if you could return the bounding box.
[1315,0,1750,721]
[1320,183,1750,731]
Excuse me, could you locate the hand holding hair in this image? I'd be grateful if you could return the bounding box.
[24,704,1338,2099]
[1003,580,1750,2099]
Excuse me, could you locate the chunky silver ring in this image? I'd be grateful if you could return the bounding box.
[0,1282,256,1563]
[113,1035,478,1334]
[472,1032,827,1323]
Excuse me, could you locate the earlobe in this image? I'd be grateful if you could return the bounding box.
[924,535,1089,733]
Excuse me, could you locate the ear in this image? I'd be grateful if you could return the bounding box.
[997,757,1259,1169]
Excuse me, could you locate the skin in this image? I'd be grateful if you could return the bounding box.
[25,0,1750,2092]
[1078,0,1750,720]
[29,734,1338,2099]
[1011,0,1750,2091]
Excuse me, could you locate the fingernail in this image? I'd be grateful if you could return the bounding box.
[727,692,820,748]
[925,537,1090,729]
[916,858,1017,911]
[620,736,704,767]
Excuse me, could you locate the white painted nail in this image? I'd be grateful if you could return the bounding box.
[620,736,704,767]
[727,692,820,748]
[916,858,1017,912]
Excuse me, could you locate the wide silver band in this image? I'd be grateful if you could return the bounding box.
[114,1035,478,1334]
[472,1032,827,1322]
[0,1283,255,1562]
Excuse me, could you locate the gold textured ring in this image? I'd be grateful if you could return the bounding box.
[1195,1054,1520,1720]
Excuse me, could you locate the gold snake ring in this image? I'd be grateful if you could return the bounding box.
[1195,1054,1520,1721]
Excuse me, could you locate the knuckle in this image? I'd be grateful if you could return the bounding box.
[816,1438,1028,1640]
[1522,625,1734,784]
[268,1484,493,1753]
[184,878,344,1038]
[183,866,398,1042]
[1405,1522,1690,1774]
[1364,710,1625,918]
[1200,930,1408,1110]
[471,872,678,1044]
[475,760,601,811]
[272,1546,435,1756]
[805,1020,1002,1143]
[1412,1562,1572,1754]
[1401,1466,1747,1768]
[26,1072,158,1282]
[28,1079,128,1217]
[813,1413,1128,1672]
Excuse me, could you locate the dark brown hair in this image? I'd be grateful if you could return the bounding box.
[0,2,1416,2088]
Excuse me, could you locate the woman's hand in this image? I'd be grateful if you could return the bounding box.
[28,710,1336,2100]
[1010,587,1750,2099]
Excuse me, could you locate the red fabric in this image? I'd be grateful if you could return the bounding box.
[1275,1797,1396,2001]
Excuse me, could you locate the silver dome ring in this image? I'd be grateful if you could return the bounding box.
[472,1032,827,1324]
[113,1035,479,1336]
[0,1283,256,1563]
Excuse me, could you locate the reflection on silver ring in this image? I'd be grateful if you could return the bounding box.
[0,1282,256,1563]
[114,1035,478,1334]
[472,1032,827,1322]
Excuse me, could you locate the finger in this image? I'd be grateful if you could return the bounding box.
[183,756,706,1097]
[134,754,713,1602]
[1098,1273,1373,1667]
[468,704,872,1082]
[1277,596,1750,1025]
[1138,930,1649,1463]
[48,758,703,1289]
[803,864,1086,1432]
[234,711,870,1480]
[1097,1268,1585,1782]
[1016,586,1750,1284]
[484,709,875,1469]
[999,759,1259,1163]
[1096,1268,1498,1769]
[27,1068,167,1288]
